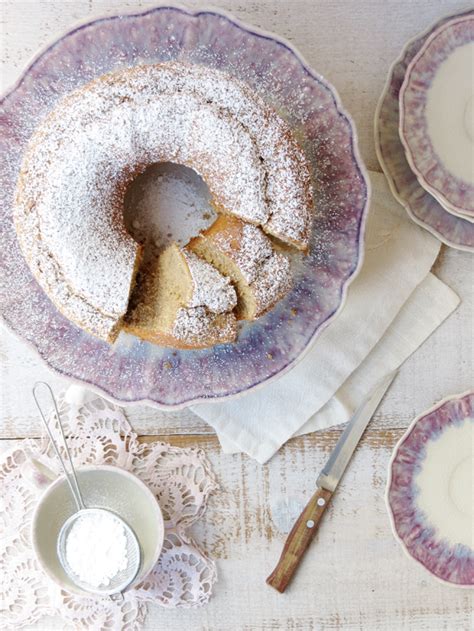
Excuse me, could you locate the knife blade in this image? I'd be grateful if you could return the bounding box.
[316,371,397,493]
[266,371,397,593]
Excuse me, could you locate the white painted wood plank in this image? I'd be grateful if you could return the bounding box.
[1,433,473,629]
[1,3,473,628]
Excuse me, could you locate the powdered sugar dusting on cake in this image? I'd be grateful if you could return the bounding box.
[215,223,273,284]
[253,253,292,315]
[182,249,237,314]
[173,63,313,246]
[198,220,292,317]
[173,307,236,344]
[14,61,312,342]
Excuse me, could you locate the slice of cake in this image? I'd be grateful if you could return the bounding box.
[124,244,237,349]
[189,215,292,320]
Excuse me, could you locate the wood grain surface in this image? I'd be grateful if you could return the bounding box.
[1,1,473,629]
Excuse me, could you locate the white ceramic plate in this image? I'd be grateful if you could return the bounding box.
[399,14,474,219]
[387,391,473,587]
[375,9,474,251]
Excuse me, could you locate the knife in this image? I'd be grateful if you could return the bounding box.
[266,371,397,593]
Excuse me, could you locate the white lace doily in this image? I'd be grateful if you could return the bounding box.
[0,394,218,630]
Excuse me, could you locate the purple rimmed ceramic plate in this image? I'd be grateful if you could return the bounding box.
[0,5,368,409]
[387,392,474,587]
[375,9,474,252]
[399,14,474,219]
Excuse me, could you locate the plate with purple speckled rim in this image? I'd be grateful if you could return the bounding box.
[387,391,474,587]
[399,13,474,220]
[0,5,369,409]
[375,9,474,252]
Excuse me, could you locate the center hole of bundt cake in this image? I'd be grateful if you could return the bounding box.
[123,162,217,264]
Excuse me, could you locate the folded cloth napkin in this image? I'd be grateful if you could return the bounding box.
[191,171,460,463]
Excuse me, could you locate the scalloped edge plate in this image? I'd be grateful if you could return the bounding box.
[386,391,474,587]
[399,14,474,219]
[375,8,474,252]
[0,4,369,409]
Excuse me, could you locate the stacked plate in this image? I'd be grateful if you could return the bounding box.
[376,10,474,252]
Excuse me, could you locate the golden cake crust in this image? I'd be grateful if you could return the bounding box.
[14,62,313,347]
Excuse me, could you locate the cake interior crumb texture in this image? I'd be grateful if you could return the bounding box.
[124,244,238,349]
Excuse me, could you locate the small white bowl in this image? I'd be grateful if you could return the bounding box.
[30,464,164,595]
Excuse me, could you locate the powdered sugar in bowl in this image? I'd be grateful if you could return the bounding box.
[27,463,164,595]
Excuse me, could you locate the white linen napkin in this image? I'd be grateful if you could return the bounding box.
[191,171,460,462]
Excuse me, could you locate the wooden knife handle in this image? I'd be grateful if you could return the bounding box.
[266,486,333,593]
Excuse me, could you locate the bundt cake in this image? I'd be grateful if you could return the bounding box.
[14,61,314,348]
[125,244,237,349]
[189,216,291,320]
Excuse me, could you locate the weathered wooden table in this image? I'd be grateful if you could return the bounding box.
[1,1,473,628]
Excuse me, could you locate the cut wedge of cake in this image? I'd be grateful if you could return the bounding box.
[124,244,237,349]
[189,215,292,320]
